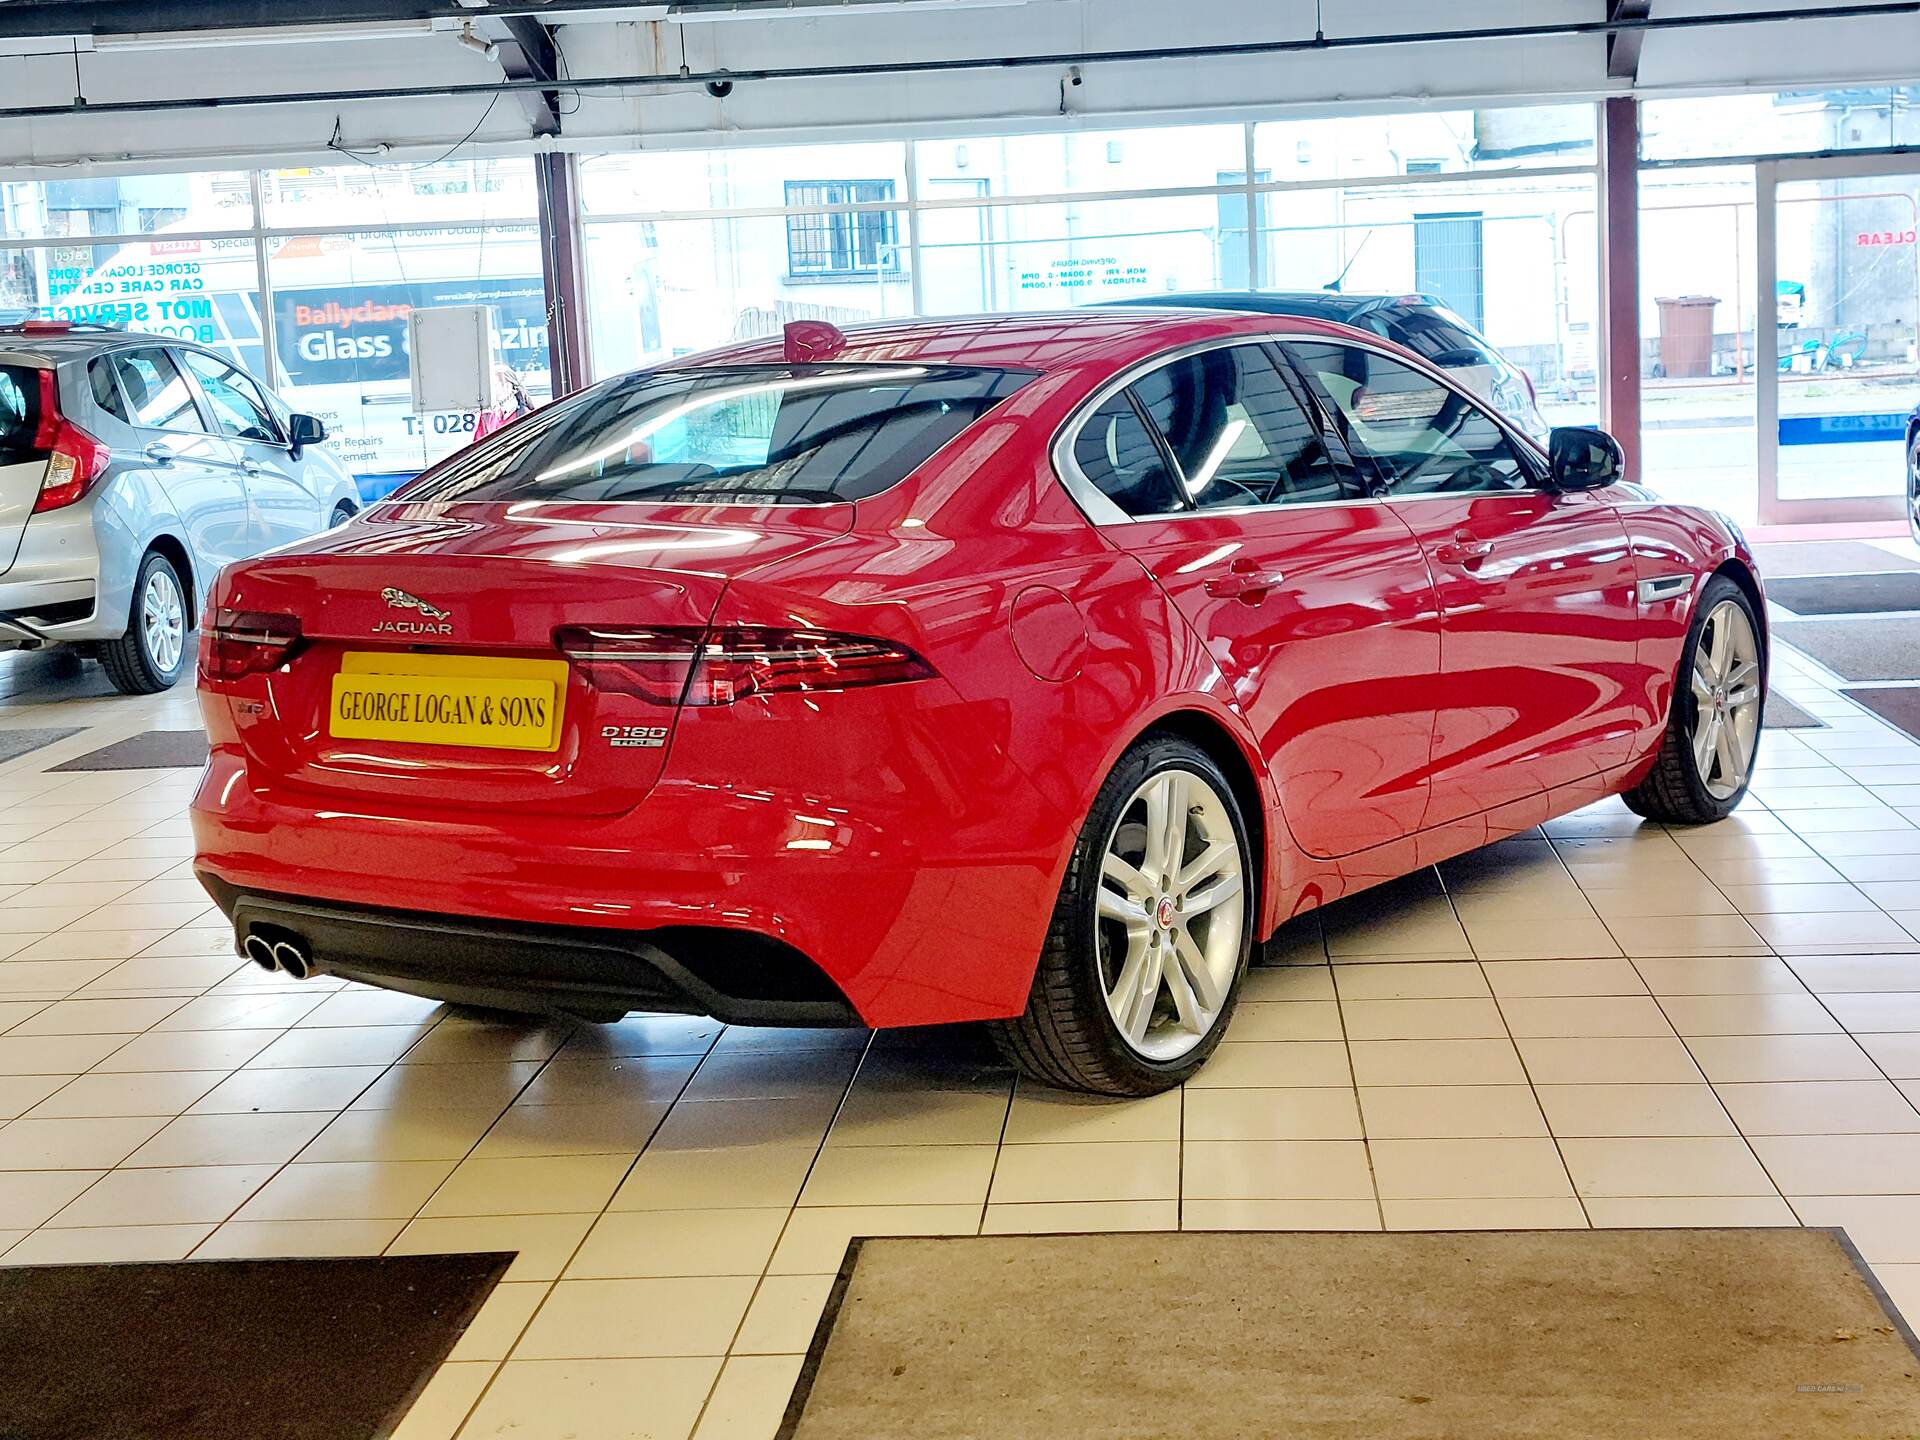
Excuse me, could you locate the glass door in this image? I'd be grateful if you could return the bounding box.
[1758,154,1920,524]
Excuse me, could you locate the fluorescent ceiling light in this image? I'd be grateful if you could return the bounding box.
[669,0,1032,21]
[94,21,435,52]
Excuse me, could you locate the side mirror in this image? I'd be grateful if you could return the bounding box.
[287,413,326,453]
[1548,425,1624,491]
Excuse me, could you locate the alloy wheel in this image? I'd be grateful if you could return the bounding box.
[1094,767,1245,1061]
[142,567,186,676]
[1688,598,1761,801]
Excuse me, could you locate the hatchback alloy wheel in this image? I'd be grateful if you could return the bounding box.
[142,565,186,677]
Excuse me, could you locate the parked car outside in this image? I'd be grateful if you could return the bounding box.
[1102,291,1551,441]
[0,321,360,692]
[1905,401,1920,545]
[192,309,1763,1095]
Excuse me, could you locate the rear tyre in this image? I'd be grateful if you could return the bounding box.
[989,735,1254,1096]
[101,551,188,695]
[1623,574,1764,825]
[330,502,356,528]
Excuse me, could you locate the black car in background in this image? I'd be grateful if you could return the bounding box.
[1103,290,1551,442]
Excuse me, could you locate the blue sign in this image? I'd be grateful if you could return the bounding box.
[1778,412,1908,446]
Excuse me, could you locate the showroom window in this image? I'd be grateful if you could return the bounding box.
[783,181,900,276]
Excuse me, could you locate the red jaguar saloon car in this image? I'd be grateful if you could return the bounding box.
[191,309,1765,1095]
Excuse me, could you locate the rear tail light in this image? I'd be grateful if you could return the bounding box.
[200,609,302,680]
[557,625,934,706]
[28,370,110,514]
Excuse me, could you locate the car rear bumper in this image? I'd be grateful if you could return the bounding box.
[198,875,861,1026]
[189,688,1078,1029]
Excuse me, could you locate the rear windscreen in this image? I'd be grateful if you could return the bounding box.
[404,364,1034,506]
[0,365,43,460]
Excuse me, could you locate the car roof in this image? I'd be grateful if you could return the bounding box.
[684,308,1391,376]
[0,326,179,364]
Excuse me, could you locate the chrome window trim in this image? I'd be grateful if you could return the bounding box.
[1048,330,1549,528]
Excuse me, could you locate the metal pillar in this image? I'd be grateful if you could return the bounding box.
[535,150,591,395]
[1598,95,1642,483]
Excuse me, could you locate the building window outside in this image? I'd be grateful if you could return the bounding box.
[784,181,900,276]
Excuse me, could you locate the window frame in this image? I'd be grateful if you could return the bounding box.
[782,179,902,279]
[1279,337,1546,500]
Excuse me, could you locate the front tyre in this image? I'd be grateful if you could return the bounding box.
[1623,573,1765,824]
[101,550,188,695]
[990,735,1254,1095]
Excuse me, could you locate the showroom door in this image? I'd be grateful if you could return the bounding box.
[1285,338,1641,826]
[1066,341,1441,859]
[1757,154,1920,525]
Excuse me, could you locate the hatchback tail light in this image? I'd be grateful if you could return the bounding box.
[200,609,302,680]
[557,625,933,706]
[28,370,110,514]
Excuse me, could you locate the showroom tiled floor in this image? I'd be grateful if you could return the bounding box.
[6,558,1920,1435]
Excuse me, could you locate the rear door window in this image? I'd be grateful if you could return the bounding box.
[88,358,129,423]
[1130,345,1349,509]
[1071,392,1184,517]
[408,365,1032,505]
[0,366,42,459]
[111,349,204,433]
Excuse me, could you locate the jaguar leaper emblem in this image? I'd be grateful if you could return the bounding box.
[381,588,450,621]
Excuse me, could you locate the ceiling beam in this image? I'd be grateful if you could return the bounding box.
[476,15,563,137]
[0,1,669,43]
[1607,0,1652,81]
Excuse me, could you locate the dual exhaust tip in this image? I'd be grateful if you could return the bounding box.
[242,932,322,981]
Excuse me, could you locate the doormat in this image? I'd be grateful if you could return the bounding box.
[780,1230,1920,1440]
[49,728,210,771]
[1768,573,1920,616]
[1753,540,1917,577]
[1763,693,1825,729]
[0,726,82,763]
[1774,616,1920,682]
[0,1252,509,1440]
[1840,686,1920,745]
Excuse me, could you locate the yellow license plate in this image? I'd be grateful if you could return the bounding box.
[329,652,569,752]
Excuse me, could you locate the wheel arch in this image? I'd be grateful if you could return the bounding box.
[1132,706,1275,935]
[143,533,196,629]
[1709,558,1766,649]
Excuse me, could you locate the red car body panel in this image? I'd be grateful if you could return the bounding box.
[190,309,1760,1029]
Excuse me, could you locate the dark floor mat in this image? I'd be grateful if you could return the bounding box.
[0,1252,509,1440]
[1754,540,1917,577]
[1769,573,1920,616]
[1774,616,1920,682]
[1764,693,1825,728]
[49,728,209,771]
[1840,685,1920,744]
[0,726,82,762]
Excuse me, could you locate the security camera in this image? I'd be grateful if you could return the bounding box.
[706,78,734,98]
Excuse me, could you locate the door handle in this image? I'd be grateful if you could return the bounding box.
[142,442,174,467]
[240,460,263,478]
[1204,558,1286,604]
[1434,529,1495,567]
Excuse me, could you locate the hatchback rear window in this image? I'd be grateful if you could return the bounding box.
[0,365,43,460]
[1367,305,1501,370]
[406,364,1034,506]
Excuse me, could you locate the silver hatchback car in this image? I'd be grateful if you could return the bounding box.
[0,322,360,693]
